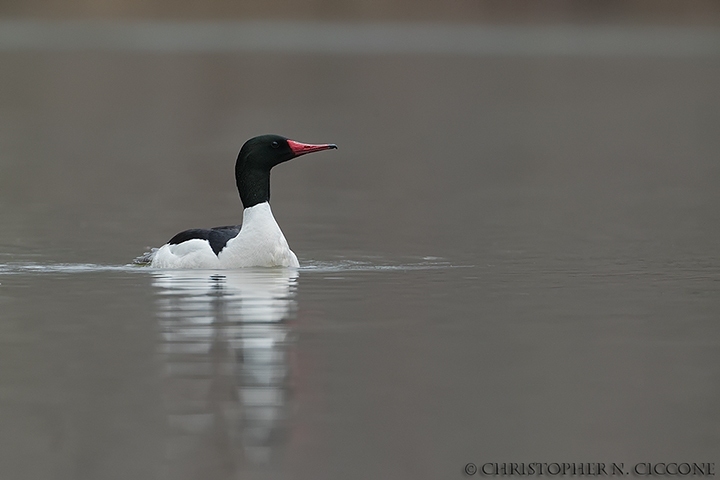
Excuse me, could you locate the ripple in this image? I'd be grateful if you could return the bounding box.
[0,262,142,274]
[299,257,468,273]
[0,257,467,275]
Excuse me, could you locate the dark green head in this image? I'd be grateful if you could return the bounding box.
[235,134,337,208]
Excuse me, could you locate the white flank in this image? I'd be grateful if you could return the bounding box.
[151,239,221,269]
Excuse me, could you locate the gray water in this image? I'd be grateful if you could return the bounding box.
[1,23,719,480]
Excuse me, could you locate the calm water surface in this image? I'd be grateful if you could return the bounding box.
[1,36,719,479]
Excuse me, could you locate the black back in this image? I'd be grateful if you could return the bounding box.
[168,225,241,256]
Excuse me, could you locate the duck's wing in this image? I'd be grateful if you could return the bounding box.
[168,225,241,255]
[133,225,242,266]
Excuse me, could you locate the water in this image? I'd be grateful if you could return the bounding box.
[1,26,720,479]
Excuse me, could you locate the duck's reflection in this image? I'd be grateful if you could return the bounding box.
[152,268,298,475]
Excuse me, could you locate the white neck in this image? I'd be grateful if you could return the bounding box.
[241,202,276,228]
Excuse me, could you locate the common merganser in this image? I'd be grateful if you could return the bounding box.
[135,134,337,268]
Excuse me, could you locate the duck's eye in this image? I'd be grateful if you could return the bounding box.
[271,141,279,148]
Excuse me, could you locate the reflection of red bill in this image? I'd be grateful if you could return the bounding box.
[287,139,338,157]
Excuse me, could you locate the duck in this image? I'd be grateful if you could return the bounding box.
[134,134,337,268]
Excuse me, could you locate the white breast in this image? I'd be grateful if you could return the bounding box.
[219,203,299,268]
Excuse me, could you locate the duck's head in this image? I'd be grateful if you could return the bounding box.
[235,134,337,208]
